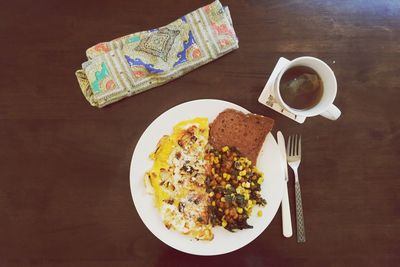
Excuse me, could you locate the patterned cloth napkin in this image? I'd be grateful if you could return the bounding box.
[75,0,238,108]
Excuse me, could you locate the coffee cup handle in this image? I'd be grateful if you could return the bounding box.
[320,104,341,120]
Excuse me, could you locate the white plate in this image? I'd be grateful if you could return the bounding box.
[130,99,285,256]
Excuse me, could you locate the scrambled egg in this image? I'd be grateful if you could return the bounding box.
[145,118,213,240]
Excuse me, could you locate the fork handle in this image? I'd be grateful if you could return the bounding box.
[295,181,306,243]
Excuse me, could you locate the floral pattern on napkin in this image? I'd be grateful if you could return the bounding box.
[76,0,238,108]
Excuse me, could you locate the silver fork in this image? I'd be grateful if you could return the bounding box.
[287,134,306,243]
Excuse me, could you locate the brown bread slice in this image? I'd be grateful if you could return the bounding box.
[209,109,274,164]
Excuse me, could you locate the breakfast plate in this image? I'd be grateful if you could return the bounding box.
[130,99,285,255]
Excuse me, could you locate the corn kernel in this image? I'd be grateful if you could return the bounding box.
[252,200,257,205]
[221,197,226,202]
[222,146,229,152]
[237,207,243,214]
[239,170,247,176]
[248,160,252,165]
[214,157,219,164]
[247,201,254,208]
[244,182,251,188]
[209,192,215,197]
[257,210,263,217]
[234,157,238,161]
[223,173,227,178]
[244,193,250,200]
[241,182,246,187]
[225,184,231,189]
[218,208,222,212]
[211,168,215,175]
[212,201,216,206]
[226,174,231,181]
[237,176,242,181]
[257,177,264,184]
[222,220,227,227]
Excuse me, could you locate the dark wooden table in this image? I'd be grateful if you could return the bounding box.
[1,0,399,266]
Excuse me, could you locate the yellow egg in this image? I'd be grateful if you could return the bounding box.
[147,118,208,209]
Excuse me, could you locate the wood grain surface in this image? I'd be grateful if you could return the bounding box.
[1,0,399,266]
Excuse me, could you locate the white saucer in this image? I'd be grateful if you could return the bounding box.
[258,57,306,124]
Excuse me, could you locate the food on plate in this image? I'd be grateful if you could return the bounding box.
[209,109,274,164]
[206,146,266,231]
[145,109,274,240]
[145,118,213,240]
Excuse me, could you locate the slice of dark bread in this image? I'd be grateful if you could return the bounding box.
[209,109,274,164]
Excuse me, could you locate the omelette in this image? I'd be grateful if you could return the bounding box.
[145,118,213,240]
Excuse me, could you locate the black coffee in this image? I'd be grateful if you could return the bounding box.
[279,66,323,109]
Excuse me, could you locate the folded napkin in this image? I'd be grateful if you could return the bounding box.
[75,0,238,108]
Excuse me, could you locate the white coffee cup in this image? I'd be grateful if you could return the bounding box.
[274,56,341,120]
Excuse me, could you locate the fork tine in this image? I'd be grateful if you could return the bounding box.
[298,135,302,156]
[292,135,296,156]
[293,135,297,156]
[287,135,292,156]
[290,135,294,156]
